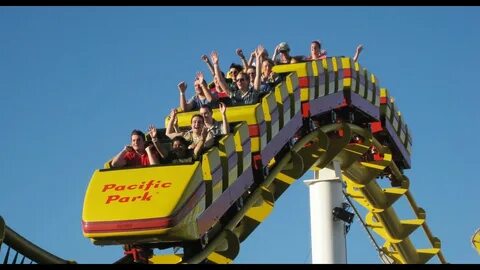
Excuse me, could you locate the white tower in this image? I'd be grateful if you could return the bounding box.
[303,160,347,264]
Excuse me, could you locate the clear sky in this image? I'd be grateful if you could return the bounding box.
[1,6,479,264]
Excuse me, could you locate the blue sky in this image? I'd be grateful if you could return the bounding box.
[1,6,479,264]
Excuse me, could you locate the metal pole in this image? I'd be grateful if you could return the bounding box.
[304,160,346,264]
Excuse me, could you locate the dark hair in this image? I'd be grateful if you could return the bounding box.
[229,63,243,72]
[171,136,188,146]
[312,40,321,49]
[190,114,204,123]
[236,71,249,82]
[200,104,213,113]
[131,129,146,141]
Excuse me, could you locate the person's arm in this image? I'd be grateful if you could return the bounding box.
[201,54,215,77]
[271,44,280,62]
[196,71,215,103]
[236,48,249,71]
[110,146,131,168]
[219,102,228,134]
[146,145,159,165]
[178,81,192,112]
[353,44,363,63]
[148,125,169,159]
[166,109,184,139]
[211,51,233,97]
[253,45,263,92]
[247,51,255,67]
[173,117,181,133]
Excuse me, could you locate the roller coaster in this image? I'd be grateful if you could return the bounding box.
[1,55,449,264]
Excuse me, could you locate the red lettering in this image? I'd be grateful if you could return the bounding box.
[161,182,172,188]
[141,192,152,201]
[102,180,173,204]
[102,184,116,192]
[106,195,120,204]
[144,180,155,191]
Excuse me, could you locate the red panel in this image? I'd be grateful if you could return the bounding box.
[301,102,310,118]
[380,97,387,104]
[298,76,309,88]
[370,121,383,133]
[252,153,262,170]
[373,153,383,161]
[343,68,352,78]
[248,124,260,137]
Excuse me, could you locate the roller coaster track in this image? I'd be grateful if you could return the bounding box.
[1,56,447,264]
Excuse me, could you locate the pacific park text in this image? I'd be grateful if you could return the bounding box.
[102,180,172,204]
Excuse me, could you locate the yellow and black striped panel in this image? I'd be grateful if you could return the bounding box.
[314,59,327,97]
[284,72,302,118]
[337,57,354,92]
[202,147,222,207]
[405,125,412,155]
[326,57,337,95]
[397,111,407,146]
[351,61,361,94]
[274,82,291,129]
[232,122,251,177]
[218,134,238,191]
[309,61,321,99]
[391,102,401,135]
[227,104,267,153]
[370,73,381,108]
[365,70,375,106]
[261,91,280,143]
[272,62,314,103]
[357,65,367,98]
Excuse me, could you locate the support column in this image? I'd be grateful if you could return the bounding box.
[304,160,346,264]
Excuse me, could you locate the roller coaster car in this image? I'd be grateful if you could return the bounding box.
[83,57,409,246]
[82,125,254,246]
[81,75,304,249]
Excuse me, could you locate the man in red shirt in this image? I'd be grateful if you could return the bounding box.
[110,129,159,168]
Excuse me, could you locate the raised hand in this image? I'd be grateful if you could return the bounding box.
[210,51,219,65]
[236,48,245,58]
[196,71,204,84]
[274,45,280,54]
[219,102,226,115]
[201,54,209,63]
[177,81,187,93]
[170,108,178,119]
[256,44,265,57]
[148,124,157,138]
[356,44,364,53]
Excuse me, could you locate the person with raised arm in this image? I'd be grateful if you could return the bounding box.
[148,125,201,164]
[272,41,301,65]
[200,102,229,137]
[353,44,364,63]
[211,50,260,106]
[236,48,249,72]
[110,129,159,168]
[305,40,328,61]
[178,71,217,112]
[165,108,215,150]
